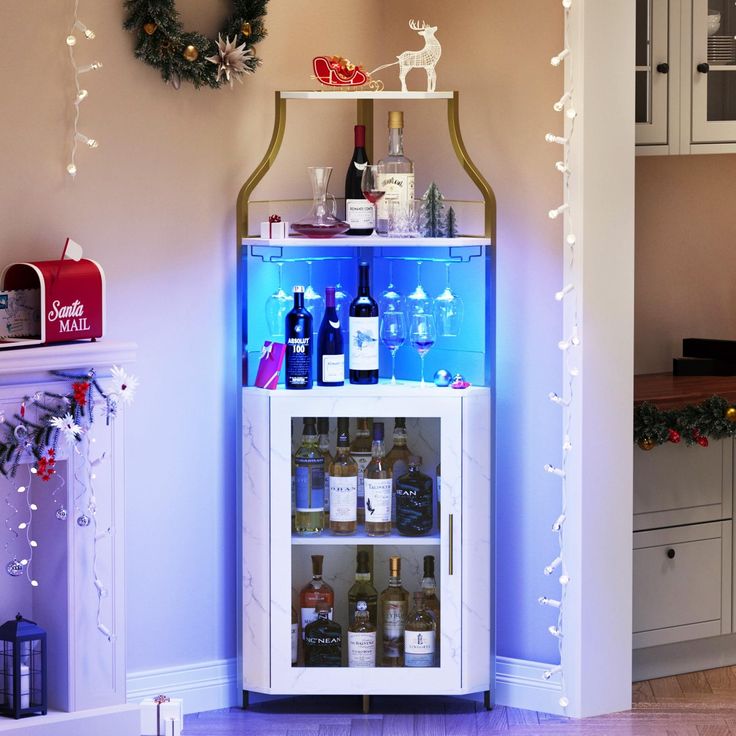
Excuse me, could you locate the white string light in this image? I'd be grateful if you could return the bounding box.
[538,596,562,609]
[548,392,570,406]
[545,133,569,146]
[544,665,563,679]
[544,556,563,575]
[551,48,570,66]
[67,0,100,178]
[555,284,574,301]
[544,464,566,478]
[553,91,572,112]
[555,160,572,175]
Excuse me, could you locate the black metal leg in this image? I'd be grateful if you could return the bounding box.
[484,690,492,711]
[362,694,370,714]
[242,690,250,710]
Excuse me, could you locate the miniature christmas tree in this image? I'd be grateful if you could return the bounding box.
[421,182,445,237]
[444,206,458,238]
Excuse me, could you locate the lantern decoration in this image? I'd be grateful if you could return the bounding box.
[0,614,47,719]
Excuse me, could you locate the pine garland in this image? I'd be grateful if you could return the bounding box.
[123,0,268,89]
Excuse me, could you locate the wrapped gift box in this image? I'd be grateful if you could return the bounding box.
[255,341,286,389]
[140,696,183,736]
[260,220,289,239]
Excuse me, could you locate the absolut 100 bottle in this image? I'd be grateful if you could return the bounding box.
[285,285,312,389]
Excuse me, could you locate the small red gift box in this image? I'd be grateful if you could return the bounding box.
[255,341,286,389]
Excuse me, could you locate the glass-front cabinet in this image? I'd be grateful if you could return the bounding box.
[237,91,494,708]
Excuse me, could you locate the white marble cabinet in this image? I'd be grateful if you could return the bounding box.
[241,384,491,697]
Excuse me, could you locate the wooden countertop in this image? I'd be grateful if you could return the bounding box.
[635,373,736,410]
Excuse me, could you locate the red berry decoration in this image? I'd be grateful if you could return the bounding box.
[696,435,709,448]
[73,381,90,406]
[668,429,681,444]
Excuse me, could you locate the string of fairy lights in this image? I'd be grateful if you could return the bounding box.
[66,0,102,177]
[539,0,577,712]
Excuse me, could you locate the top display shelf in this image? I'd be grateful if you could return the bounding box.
[242,235,491,248]
[280,90,455,100]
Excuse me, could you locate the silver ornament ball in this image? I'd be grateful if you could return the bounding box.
[56,506,68,521]
[77,514,91,527]
[6,559,23,577]
[433,369,452,387]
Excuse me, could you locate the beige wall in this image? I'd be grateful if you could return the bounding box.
[635,154,736,373]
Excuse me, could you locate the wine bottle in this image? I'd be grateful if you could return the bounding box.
[317,287,345,386]
[345,124,373,236]
[349,262,379,385]
[285,285,313,390]
[376,111,415,235]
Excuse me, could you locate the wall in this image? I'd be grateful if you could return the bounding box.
[0,0,563,701]
[635,154,736,373]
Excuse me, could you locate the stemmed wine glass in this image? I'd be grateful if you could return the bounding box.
[334,261,352,332]
[379,260,404,314]
[264,262,290,338]
[435,263,465,337]
[303,260,324,333]
[361,165,385,236]
[406,261,432,316]
[380,312,407,385]
[410,313,437,387]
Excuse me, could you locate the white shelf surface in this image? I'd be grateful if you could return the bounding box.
[243,381,489,400]
[243,235,490,248]
[291,529,440,546]
[280,90,454,100]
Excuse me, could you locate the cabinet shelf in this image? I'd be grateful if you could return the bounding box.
[291,530,441,546]
[243,382,489,400]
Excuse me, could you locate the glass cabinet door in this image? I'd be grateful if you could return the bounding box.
[692,0,736,142]
[636,0,669,145]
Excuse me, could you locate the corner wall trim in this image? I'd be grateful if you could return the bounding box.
[127,658,238,715]
[495,656,565,716]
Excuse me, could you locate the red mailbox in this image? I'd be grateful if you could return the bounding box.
[0,259,105,348]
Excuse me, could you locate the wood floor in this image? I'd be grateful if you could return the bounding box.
[182,667,736,735]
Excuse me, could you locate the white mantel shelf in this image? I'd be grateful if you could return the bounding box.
[280,90,454,100]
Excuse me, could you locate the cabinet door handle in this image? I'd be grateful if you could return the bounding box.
[697,62,710,74]
[666,548,676,559]
[656,62,669,74]
[448,514,454,576]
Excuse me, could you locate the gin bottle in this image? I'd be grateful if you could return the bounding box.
[329,417,358,535]
[364,422,392,536]
[376,111,415,235]
[299,554,334,638]
[396,456,433,536]
[404,592,436,668]
[348,600,376,667]
[294,418,325,535]
[380,555,409,666]
[304,604,342,667]
[347,550,378,629]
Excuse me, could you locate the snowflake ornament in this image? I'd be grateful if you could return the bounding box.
[49,413,83,444]
[205,34,254,87]
[110,366,139,406]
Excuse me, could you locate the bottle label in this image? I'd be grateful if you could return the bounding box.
[353,453,371,504]
[365,477,392,522]
[329,476,357,522]
[301,605,333,638]
[349,317,379,370]
[376,173,415,222]
[348,631,376,667]
[404,630,435,667]
[291,622,298,664]
[321,354,345,383]
[295,460,324,512]
[286,336,311,388]
[346,199,375,229]
[396,478,433,535]
[383,601,407,657]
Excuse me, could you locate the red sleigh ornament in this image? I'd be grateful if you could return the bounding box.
[312,56,382,90]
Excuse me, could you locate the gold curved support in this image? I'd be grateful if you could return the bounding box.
[236,91,287,244]
[447,91,497,242]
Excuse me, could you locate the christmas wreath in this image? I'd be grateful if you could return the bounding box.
[123,0,268,89]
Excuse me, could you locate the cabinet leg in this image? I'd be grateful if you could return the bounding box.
[483,690,492,711]
[362,694,370,714]
[242,690,250,710]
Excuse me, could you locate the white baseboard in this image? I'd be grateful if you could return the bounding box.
[634,633,736,681]
[495,656,565,716]
[127,658,238,715]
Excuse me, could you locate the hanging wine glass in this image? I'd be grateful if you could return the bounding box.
[379,260,404,314]
[360,164,385,237]
[264,262,290,338]
[304,260,324,334]
[406,261,432,316]
[380,311,407,385]
[434,263,465,337]
[409,313,437,387]
[334,261,352,331]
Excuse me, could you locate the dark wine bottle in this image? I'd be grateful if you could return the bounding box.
[318,286,345,386]
[285,285,313,390]
[345,125,373,236]
[349,262,379,384]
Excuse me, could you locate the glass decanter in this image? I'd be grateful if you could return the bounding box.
[292,166,350,238]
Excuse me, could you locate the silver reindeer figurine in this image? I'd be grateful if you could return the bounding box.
[371,20,442,92]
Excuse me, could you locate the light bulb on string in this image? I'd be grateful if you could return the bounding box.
[563,436,573,452]
[77,61,103,74]
[559,696,570,708]
[66,35,77,47]
[549,203,569,220]
[76,89,88,103]
[30,580,39,587]
[545,133,568,146]
[566,108,578,120]
[16,486,26,494]
[555,160,572,175]
[552,514,566,532]
[548,625,563,638]
[555,284,574,301]
[551,48,570,66]
[538,596,562,608]
[548,392,570,406]
[559,574,571,585]
[30,540,38,548]
[544,556,563,575]
[544,464,566,478]
[17,523,27,530]
[75,132,99,148]
[544,665,563,680]
[74,20,96,39]
[553,91,572,112]
[562,0,572,8]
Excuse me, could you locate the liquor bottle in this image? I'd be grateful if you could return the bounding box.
[317,417,333,524]
[294,418,325,535]
[350,418,372,524]
[317,287,345,387]
[299,554,334,638]
[380,555,409,666]
[347,550,378,629]
[421,554,440,662]
[344,124,373,236]
[376,111,415,235]
[404,592,436,668]
[348,600,376,667]
[348,262,379,385]
[291,605,298,665]
[364,422,392,537]
[396,456,434,536]
[304,603,342,667]
[285,285,313,390]
[436,461,441,531]
[329,418,357,535]
[385,418,414,525]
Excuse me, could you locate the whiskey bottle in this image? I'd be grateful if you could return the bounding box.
[329,417,358,535]
[318,417,333,523]
[347,550,378,629]
[294,418,325,535]
[422,554,440,662]
[396,456,433,536]
[304,603,342,667]
[291,605,298,665]
[299,554,334,638]
[364,422,392,537]
[350,418,372,524]
[384,418,414,525]
[380,555,409,666]
[348,600,376,667]
[404,592,436,668]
